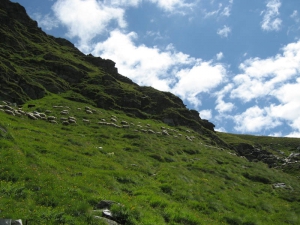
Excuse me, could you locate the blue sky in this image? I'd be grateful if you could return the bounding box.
[12,0,300,137]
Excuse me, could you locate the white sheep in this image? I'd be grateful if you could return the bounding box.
[111,118,117,123]
[68,119,77,124]
[86,110,93,114]
[82,119,90,123]
[162,130,169,136]
[5,109,15,116]
[121,121,128,125]
[48,116,56,121]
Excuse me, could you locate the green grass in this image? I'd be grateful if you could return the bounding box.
[0,94,299,224]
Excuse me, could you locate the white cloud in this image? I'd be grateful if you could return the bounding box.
[215,84,234,113]
[234,106,282,133]
[231,41,300,102]
[217,25,231,38]
[215,127,227,132]
[92,29,227,108]
[227,41,300,134]
[52,0,127,51]
[172,61,226,107]
[104,0,141,7]
[199,109,212,120]
[221,6,231,17]
[290,10,298,19]
[148,0,193,12]
[216,52,224,60]
[261,0,282,31]
[33,13,59,30]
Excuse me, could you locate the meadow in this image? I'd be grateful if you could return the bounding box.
[0,94,299,225]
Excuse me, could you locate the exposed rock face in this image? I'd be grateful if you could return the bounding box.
[235,143,283,167]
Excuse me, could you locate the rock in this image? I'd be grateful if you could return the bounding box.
[94,216,120,225]
[272,183,293,190]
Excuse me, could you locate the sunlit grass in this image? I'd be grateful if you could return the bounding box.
[0,95,299,224]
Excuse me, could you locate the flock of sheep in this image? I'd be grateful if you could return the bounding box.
[0,101,197,141]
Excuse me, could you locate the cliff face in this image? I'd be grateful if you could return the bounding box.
[0,0,216,133]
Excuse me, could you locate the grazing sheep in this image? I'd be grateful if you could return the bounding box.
[85,106,91,110]
[146,124,151,127]
[50,120,58,124]
[14,111,22,117]
[86,110,93,114]
[60,117,68,121]
[98,122,107,125]
[68,116,76,121]
[111,118,117,123]
[33,113,41,119]
[5,109,15,116]
[4,105,13,111]
[68,119,77,124]
[107,152,115,156]
[82,119,90,123]
[62,121,69,126]
[121,121,128,125]
[27,113,37,120]
[148,129,155,134]
[47,116,56,121]
[45,110,52,114]
[137,125,143,128]
[60,110,69,115]
[77,107,81,110]
[186,136,192,141]
[162,130,169,136]
[101,118,106,122]
[39,113,46,118]
[53,105,63,108]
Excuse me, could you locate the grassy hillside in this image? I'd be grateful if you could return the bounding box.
[1,94,300,225]
[1,1,300,224]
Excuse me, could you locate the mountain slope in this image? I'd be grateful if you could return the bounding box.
[0,0,300,224]
[0,0,215,134]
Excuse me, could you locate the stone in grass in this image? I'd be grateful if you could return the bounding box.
[272,183,293,190]
[94,216,120,225]
[0,219,23,225]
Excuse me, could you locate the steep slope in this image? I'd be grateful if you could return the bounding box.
[0,0,215,134]
[1,1,300,224]
[0,95,300,225]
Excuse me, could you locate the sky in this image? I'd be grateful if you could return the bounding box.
[11,0,300,137]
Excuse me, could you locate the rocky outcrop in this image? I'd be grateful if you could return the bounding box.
[235,143,283,167]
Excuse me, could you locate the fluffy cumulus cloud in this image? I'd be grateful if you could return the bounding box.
[228,41,300,136]
[172,62,226,107]
[217,25,231,38]
[148,0,193,12]
[92,29,227,107]
[261,0,282,31]
[199,109,212,120]
[52,0,126,51]
[33,13,59,30]
[234,106,282,133]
